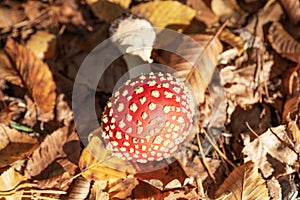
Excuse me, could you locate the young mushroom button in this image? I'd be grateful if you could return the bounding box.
[101,72,194,163]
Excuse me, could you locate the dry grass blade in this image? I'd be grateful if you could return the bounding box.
[215,162,269,200]
[268,22,300,63]
[3,38,56,115]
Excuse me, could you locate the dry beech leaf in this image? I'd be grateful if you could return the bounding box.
[242,125,298,178]
[25,127,81,179]
[26,30,57,59]
[211,0,246,27]
[219,28,244,56]
[278,0,300,25]
[283,96,300,122]
[64,176,90,200]
[215,162,269,200]
[0,123,39,168]
[131,1,196,29]
[268,22,300,63]
[0,50,22,86]
[3,38,56,115]
[108,177,139,199]
[287,121,300,151]
[0,167,28,192]
[169,34,223,104]
[86,0,127,22]
[90,180,109,200]
[135,160,188,189]
[79,135,135,181]
[0,8,25,29]
[186,0,219,26]
[107,0,131,9]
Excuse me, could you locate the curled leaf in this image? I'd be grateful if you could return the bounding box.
[3,38,56,115]
[268,22,300,63]
[278,0,300,25]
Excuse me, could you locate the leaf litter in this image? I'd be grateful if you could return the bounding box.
[0,0,299,199]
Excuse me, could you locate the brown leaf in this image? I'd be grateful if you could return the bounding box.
[0,124,39,168]
[211,0,246,27]
[283,96,300,122]
[64,176,90,200]
[107,0,131,9]
[186,0,219,26]
[78,135,135,181]
[169,34,223,104]
[278,0,300,25]
[215,162,269,200]
[0,167,28,192]
[131,1,196,29]
[242,125,298,178]
[268,22,300,63]
[135,160,188,189]
[26,30,57,59]
[219,28,244,56]
[3,38,56,115]
[25,127,81,178]
[0,50,22,86]
[108,177,139,199]
[86,0,127,22]
[0,7,25,29]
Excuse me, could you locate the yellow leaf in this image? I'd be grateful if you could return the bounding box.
[215,162,269,200]
[79,135,135,181]
[131,1,196,29]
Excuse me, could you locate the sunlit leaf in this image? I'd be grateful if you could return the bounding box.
[3,38,57,115]
[215,162,269,200]
[131,1,196,29]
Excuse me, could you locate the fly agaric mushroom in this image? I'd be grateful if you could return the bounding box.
[101,72,194,163]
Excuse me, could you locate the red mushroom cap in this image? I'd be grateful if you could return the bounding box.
[101,72,194,163]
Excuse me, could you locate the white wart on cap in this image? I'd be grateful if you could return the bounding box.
[101,72,194,163]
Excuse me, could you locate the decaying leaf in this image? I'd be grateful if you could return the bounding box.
[0,7,25,29]
[0,123,39,168]
[283,96,300,122]
[211,0,246,27]
[169,34,223,104]
[268,22,300,63]
[26,30,57,59]
[278,0,300,25]
[2,38,56,115]
[78,135,135,181]
[135,160,188,189]
[131,1,196,29]
[86,0,127,22]
[25,127,81,179]
[219,28,244,56]
[187,0,219,26]
[215,162,269,200]
[242,125,298,178]
[108,177,139,199]
[64,176,90,200]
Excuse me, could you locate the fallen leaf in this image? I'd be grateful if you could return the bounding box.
[282,96,300,122]
[268,22,300,63]
[267,178,282,200]
[108,177,139,199]
[108,0,131,9]
[0,7,25,29]
[86,0,127,22]
[168,34,223,104]
[25,127,81,179]
[3,38,57,115]
[135,160,188,189]
[211,0,246,27]
[78,135,135,181]
[64,176,90,200]
[215,162,269,200]
[131,1,196,29]
[0,124,39,168]
[242,125,298,178]
[219,28,244,56]
[0,167,27,192]
[0,50,22,86]
[186,0,219,26]
[278,0,300,25]
[90,180,110,200]
[26,30,57,59]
